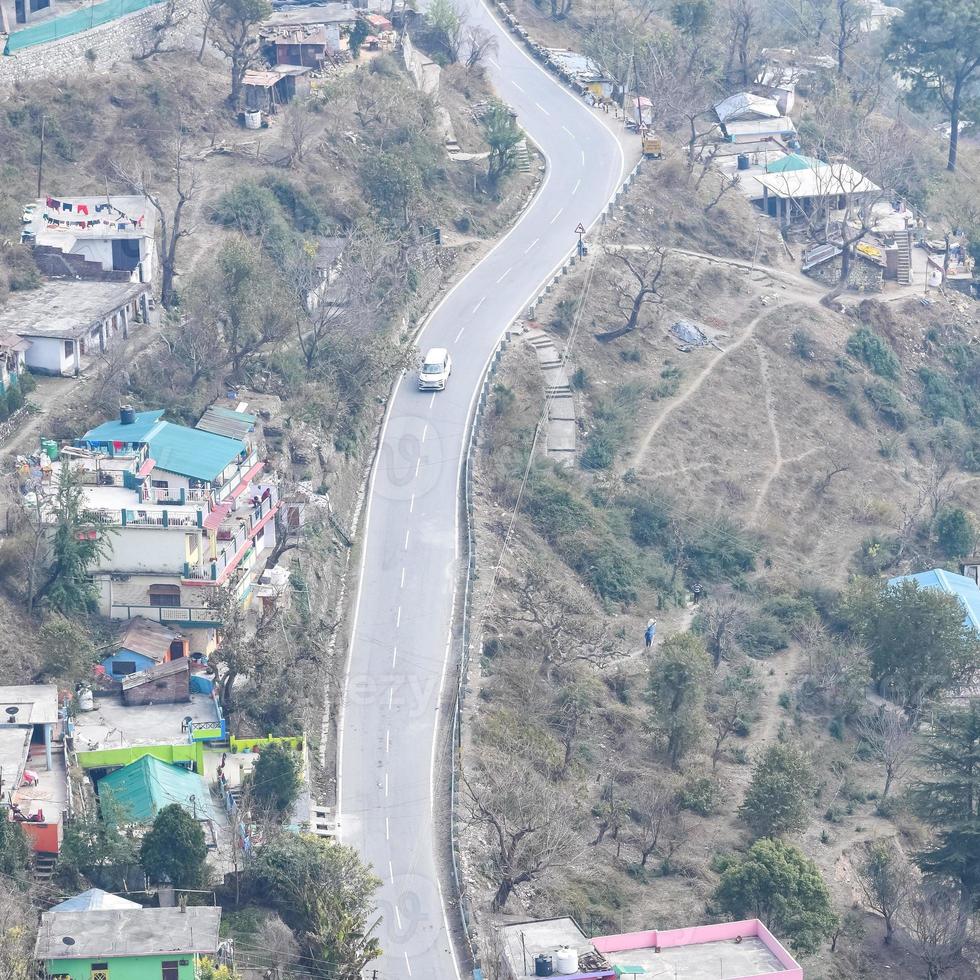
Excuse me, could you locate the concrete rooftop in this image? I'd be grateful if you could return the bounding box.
[605,937,785,980]
[71,693,219,752]
[0,684,60,725]
[36,906,221,960]
[0,280,148,340]
[499,918,591,979]
[0,727,32,796]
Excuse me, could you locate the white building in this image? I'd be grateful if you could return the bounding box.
[0,280,149,376]
[21,194,155,283]
[45,407,281,628]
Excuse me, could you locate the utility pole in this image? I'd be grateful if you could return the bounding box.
[36,114,45,198]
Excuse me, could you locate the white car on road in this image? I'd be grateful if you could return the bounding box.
[418,347,452,391]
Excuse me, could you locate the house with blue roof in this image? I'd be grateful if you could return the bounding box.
[80,407,251,493]
[887,568,980,634]
[38,406,283,632]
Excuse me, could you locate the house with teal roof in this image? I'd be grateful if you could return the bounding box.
[38,405,283,628]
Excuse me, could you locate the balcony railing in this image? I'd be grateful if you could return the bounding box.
[184,491,278,583]
[109,604,222,626]
[89,506,204,528]
[142,486,212,506]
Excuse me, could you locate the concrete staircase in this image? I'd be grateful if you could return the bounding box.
[33,854,56,882]
[526,327,577,463]
[513,139,532,174]
[896,230,913,284]
[310,804,337,838]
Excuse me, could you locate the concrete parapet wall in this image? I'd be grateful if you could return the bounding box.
[0,0,199,90]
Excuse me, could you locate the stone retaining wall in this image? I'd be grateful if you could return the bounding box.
[0,0,199,89]
[804,254,884,293]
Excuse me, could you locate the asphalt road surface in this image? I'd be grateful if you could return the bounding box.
[337,6,629,976]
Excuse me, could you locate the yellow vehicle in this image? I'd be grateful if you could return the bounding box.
[642,133,663,158]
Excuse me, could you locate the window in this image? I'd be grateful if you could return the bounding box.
[148,584,181,608]
[113,661,137,676]
[152,480,170,490]
[161,962,179,980]
[64,340,73,358]
[90,963,109,980]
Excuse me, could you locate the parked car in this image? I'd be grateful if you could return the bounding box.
[418,347,452,391]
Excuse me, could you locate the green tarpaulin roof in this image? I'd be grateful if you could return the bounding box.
[99,756,215,825]
[765,153,825,173]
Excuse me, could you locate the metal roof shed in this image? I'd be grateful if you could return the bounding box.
[144,423,247,483]
[888,569,980,633]
[49,888,142,912]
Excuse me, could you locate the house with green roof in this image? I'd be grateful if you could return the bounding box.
[98,755,216,827]
[36,405,282,629]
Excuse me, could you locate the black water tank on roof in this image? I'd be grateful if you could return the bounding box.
[535,953,554,977]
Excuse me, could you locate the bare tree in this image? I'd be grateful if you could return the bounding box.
[552,679,595,781]
[797,624,870,719]
[583,0,657,96]
[114,130,198,310]
[0,887,36,980]
[708,664,759,768]
[899,882,971,980]
[465,26,497,69]
[212,0,272,107]
[814,450,851,496]
[628,775,682,869]
[506,562,617,678]
[922,457,959,525]
[198,0,221,60]
[833,0,865,75]
[699,593,746,668]
[856,707,915,798]
[636,43,721,167]
[282,101,317,167]
[463,761,585,911]
[16,475,50,616]
[591,778,628,848]
[596,246,670,341]
[134,0,190,60]
[857,840,910,945]
[725,0,757,86]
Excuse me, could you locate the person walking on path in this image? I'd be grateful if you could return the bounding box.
[644,619,657,649]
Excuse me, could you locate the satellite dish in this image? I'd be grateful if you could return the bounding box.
[62,937,76,946]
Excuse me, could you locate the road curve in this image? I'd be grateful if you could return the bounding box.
[337,6,629,977]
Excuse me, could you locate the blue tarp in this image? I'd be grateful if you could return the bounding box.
[4,0,164,54]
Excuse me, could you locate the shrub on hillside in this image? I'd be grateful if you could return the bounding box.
[846,328,900,379]
[935,507,976,558]
[625,494,671,548]
[864,381,908,430]
[918,367,965,422]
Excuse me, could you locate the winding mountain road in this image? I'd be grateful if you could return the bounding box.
[337,7,630,976]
